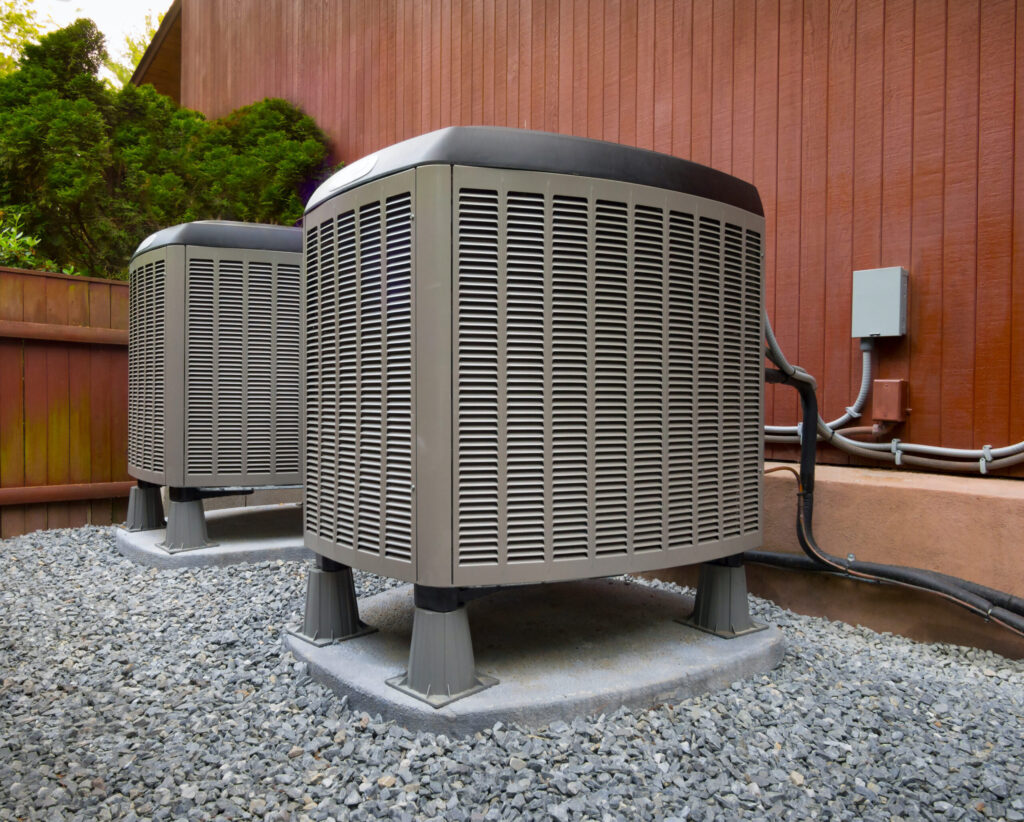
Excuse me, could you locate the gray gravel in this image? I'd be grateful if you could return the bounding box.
[1,525,1022,822]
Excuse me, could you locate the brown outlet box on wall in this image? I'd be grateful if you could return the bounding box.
[873,379,909,423]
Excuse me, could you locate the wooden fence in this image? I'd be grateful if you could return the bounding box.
[0,267,131,538]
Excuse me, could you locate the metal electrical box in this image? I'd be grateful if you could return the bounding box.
[851,267,908,338]
[302,127,766,589]
[127,221,303,489]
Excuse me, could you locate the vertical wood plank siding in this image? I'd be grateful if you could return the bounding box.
[0,269,130,537]
[180,0,1024,471]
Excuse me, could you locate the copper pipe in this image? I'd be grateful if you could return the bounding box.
[835,421,898,441]
[0,481,134,506]
[835,425,875,438]
[0,319,128,346]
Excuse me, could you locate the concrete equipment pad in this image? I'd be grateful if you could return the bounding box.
[116,503,312,568]
[286,578,786,734]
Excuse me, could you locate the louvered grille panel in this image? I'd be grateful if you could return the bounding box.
[505,192,547,563]
[184,254,302,483]
[304,227,322,535]
[593,201,629,558]
[216,261,245,474]
[743,230,763,531]
[633,205,666,553]
[696,217,723,543]
[185,260,215,474]
[455,189,501,566]
[384,193,413,562]
[454,171,762,579]
[721,224,745,537]
[335,213,357,549]
[357,204,383,555]
[128,270,138,468]
[304,187,415,567]
[128,259,165,473]
[275,263,302,475]
[317,219,339,542]
[148,267,165,471]
[550,196,591,561]
[128,271,136,467]
[667,212,696,546]
[247,262,274,474]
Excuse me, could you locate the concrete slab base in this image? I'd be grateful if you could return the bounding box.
[285,578,785,735]
[116,503,312,569]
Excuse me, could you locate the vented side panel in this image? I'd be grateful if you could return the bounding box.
[185,260,215,475]
[274,263,302,475]
[454,168,763,584]
[304,174,415,573]
[550,196,591,561]
[742,231,763,530]
[183,251,302,485]
[128,258,166,476]
[247,262,274,474]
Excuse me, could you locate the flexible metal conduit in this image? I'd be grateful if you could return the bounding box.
[765,339,874,437]
[753,364,1024,637]
[763,310,1024,474]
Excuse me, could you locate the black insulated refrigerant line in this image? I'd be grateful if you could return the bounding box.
[745,365,1024,639]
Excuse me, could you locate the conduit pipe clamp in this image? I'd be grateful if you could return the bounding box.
[890,438,902,466]
[844,406,861,420]
[980,444,993,475]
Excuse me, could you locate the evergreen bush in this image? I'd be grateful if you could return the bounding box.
[0,19,332,278]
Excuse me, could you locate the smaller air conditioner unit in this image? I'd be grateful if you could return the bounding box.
[125,221,303,550]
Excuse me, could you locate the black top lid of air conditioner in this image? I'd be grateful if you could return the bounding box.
[131,220,302,262]
[306,126,764,217]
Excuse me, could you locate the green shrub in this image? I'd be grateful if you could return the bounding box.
[0,20,332,278]
[0,209,76,274]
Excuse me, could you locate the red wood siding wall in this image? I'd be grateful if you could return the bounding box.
[180,0,1024,469]
[0,269,130,537]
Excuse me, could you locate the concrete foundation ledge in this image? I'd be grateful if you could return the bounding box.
[648,462,1024,659]
[285,578,785,735]
[116,503,312,569]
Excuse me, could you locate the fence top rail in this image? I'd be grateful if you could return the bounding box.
[0,265,128,287]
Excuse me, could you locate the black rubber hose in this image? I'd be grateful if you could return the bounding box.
[763,367,1024,639]
[743,550,1024,628]
[763,363,1024,619]
[929,573,1024,617]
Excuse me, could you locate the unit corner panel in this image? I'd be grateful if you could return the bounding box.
[302,170,419,582]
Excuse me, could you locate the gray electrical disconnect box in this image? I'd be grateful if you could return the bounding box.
[851,267,908,337]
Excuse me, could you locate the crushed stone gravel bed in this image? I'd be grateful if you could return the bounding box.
[1,525,1021,822]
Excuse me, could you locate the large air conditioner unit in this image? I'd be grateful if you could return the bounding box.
[298,127,765,706]
[126,221,303,550]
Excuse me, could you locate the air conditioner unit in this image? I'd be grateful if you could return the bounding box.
[126,221,303,550]
[298,128,765,705]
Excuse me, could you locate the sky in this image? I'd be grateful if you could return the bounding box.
[33,0,171,78]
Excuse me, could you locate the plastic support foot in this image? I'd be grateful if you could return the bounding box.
[679,557,766,638]
[159,488,214,553]
[387,595,498,708]
[289,558,375,645]
[125,481,164,531]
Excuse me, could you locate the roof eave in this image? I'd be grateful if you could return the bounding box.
[130,0,182,89]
